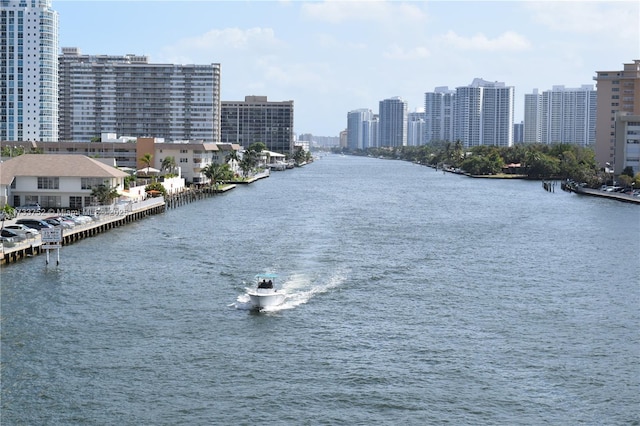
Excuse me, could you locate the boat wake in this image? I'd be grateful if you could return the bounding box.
[230,270,346,312]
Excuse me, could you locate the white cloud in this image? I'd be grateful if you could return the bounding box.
[160,27,283,63]
[301,0,426,24]
[315,33,367,50]
[525,1,640,41]
[383,44,430,60]
[440,30,531,52]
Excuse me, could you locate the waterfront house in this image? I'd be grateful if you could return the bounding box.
[0,154,129,210]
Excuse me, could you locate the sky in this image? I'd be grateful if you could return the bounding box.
[54,0,640,137]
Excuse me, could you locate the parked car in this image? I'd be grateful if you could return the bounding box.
[4,224,39,237]
[16,203,43,212]
[43,217,72,229]
[1,228,26,242]
[16,218,54,230]
[46,216,75,228]
[61,214,93,225]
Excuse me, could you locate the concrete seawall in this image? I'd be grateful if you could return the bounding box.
[561,182,640,204]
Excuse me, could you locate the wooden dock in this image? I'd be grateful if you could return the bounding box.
[1,198,166,266]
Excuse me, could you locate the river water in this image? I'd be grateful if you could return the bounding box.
[1,154,639,425]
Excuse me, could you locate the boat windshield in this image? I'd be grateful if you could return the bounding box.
[256,273,277,289]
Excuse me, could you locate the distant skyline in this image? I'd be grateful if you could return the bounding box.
[54,1,639,137]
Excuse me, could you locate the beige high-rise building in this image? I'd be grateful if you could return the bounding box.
[593,60,640,173]
[221,96,294,155]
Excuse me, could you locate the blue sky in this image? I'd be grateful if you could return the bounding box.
[55,0,639,137]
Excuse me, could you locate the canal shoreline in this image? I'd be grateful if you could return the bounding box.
[0,171,270,266]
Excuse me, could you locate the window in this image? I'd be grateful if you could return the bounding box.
[69,196,82,210]
[81,177,106,190]
[37,176,59,189]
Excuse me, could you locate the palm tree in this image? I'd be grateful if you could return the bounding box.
[239,150,258,178]
[140,153,153,170]
[225,150,239,175]
[225,150,239,164]
[91,184,119,205]
[202,163,225,189]
[161,156,176,175]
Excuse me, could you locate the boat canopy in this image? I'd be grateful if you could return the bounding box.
[255,273,278,280]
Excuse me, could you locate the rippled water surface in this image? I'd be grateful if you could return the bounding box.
[2,154,639,425]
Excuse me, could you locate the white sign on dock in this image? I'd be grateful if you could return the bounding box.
[41,227,63,265]
[42,227,62,243]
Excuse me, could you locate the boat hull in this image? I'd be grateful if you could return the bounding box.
[248,290,285,309]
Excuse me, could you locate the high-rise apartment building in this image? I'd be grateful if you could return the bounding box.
[221,96,294,155]
[424,87,455,144]
[513,121,524,144]
[58,47,221,143]
[1,0,58,142]
[378,97,407,147]
[407,110,426,146]
[594,60,640,173]
[363,115,378,149]
[454,78,514,148]
[541,85,596,146]
[347,108,373,150]
[523,89,542,143]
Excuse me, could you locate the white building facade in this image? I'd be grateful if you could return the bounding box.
[347,108,374,150]
[454,78,514,148]
[424,87,456,144]
[1,0,58,142]
[523,89,542,143]
[523,85,596,146]
[407,110,426,146]
[541,85,596,146]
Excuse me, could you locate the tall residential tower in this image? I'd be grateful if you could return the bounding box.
[593,60,640,173]
[58,48,221,143]
[454,78,514,148]
[1,0,58,141]
[347,108,374,150]
[424,87,455,144]
[378,97,407,147]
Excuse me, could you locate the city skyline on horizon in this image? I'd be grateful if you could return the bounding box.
[52,1,639,137]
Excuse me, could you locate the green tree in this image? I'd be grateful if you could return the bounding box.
[161,156,176,175]
[225,150,239,164]
[248,142,266,153]
[140,153,153,170]
[452,140,464,167]
[145,182,166,197]
[292,146,307,165]
[1,145,25,157]
[524,150,560,178]
[1,204,16,220]
[202,162,229,189]
[239,149,258,177]
[91,184,119,205]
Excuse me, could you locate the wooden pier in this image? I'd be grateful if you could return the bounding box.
[1,198,165,266]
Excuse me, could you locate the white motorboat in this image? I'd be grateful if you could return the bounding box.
[247,273,285,310]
